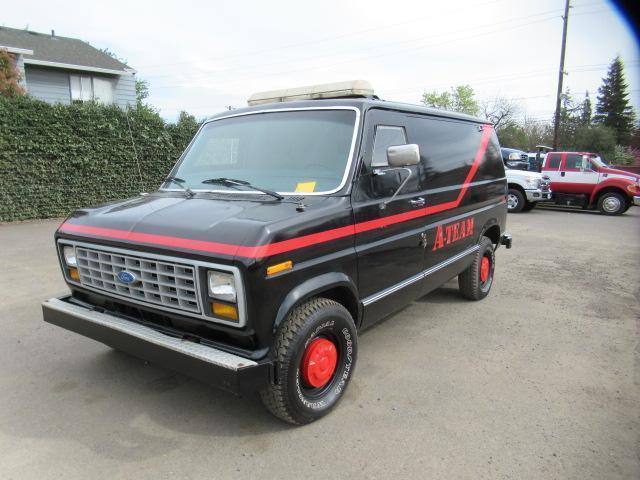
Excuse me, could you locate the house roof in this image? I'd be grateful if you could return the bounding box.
[0,26,134,75]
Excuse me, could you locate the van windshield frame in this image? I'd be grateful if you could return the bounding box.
[161,106,361,196]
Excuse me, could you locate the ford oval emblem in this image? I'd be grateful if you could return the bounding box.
[117,270,137,284]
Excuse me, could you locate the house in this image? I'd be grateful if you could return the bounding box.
[0,26,136,108]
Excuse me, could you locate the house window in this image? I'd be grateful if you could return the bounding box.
[70,74,114,104]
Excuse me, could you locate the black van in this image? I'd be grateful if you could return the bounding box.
[43,81,511,425]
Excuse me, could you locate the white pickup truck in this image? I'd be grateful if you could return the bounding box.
[505,167,552,213]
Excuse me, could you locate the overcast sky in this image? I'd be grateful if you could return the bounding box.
[4,0,639,122]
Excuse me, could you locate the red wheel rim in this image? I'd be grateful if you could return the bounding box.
[301,338,338,388]
[480,255,491,283]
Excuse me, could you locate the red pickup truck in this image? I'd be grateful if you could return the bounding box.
[542,152,640,215]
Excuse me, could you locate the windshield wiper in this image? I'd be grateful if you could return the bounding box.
[164,176,194,198]
[201,177,284,201]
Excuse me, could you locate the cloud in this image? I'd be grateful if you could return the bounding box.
[4,0,638,121]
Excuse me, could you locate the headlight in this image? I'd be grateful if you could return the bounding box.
[63,246,77,266]
[524,176,539,188]
[627,183,639,194]
[207,271,237,303]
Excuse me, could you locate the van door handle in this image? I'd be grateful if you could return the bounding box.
[560,171,566,177]
[410,197,425,207]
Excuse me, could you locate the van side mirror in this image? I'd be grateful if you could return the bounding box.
[375,144,420,210]
[387,144,420,167]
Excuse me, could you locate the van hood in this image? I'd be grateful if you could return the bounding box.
[58,192,343,261]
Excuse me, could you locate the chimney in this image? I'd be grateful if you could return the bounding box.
[51,30,55,38]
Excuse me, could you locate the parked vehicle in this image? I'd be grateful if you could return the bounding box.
[527,152,545,172]
[542,151,640,215]
[501,147,530,170]
[42,80,512,425]
[505,166,552,212]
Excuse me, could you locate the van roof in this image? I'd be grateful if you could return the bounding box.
[206,98,488,125]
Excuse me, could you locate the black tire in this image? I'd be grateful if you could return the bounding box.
[459,236,495,301]
[507,188,525,213]
[597,192,626,215]
[260,297,357,425]
[522,201,536,211]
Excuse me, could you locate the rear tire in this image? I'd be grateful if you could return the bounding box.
[597,192,626,215]
[507,188,525,213]
[459,236,495,301]
[260,298,357,425]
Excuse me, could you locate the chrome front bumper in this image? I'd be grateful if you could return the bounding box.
[525,189,552,202]
[42,296,270,394]
[633,196,640,206]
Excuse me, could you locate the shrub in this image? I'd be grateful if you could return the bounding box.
[0,95,200,221]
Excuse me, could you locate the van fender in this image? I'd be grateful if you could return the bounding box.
[272,272,361,333]
[478,217,501,246]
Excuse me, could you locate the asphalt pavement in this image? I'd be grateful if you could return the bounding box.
[1,207,638,479]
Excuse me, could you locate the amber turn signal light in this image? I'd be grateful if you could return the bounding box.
[69,267,80,281]
[211,302,238,321]
[266,260,293,276]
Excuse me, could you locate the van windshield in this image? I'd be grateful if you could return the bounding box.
[165,109,357,195]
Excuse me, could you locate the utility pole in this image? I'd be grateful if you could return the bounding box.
[552,0,571,150]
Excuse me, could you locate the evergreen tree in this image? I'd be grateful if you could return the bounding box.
[594,55,635,145]
[580,91,592,125]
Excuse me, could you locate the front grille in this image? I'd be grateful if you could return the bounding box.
[75,246,200,313]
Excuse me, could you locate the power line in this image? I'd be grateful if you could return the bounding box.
[382,61,638,97]
[150,5,613,94]
[147,7,564,83]
[139,1,604,74]
[135,0,509,70]
[150,10,565,90]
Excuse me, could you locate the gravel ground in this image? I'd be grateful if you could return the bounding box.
[0,207,638,479]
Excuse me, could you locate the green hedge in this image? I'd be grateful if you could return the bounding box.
[0,95,200,221]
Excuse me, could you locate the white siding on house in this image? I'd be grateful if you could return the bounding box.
[24,65,136,108]
[25,66,71,104]
[114,74,136,108]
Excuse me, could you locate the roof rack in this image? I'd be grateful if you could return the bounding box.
[247,80,375,106]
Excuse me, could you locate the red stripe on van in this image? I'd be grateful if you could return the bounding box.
[59,125,493,259]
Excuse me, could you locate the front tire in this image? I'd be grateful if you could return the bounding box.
[507,188,525,213]
[260,298,357,425]
[522,201,536,211]
[597,192,626,215]
[459,236,495,301]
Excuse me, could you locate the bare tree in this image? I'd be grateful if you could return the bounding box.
[480,96,520,130]
[522,116,553,150]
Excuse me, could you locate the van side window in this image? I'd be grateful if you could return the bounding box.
[405,116,485,190]
[547,154,561,169]
[371,126,407,167]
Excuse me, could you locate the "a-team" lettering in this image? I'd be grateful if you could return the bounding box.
[432,218,474,251]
